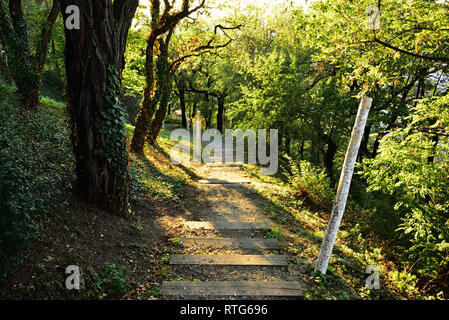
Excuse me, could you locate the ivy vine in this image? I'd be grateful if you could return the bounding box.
[97,65,128,198]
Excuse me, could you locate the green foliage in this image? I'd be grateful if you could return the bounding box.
[361,96,449,274]
[122,28,146,96]
[290,160,334,209]
[88,263,131,297]
[0,85,73,280]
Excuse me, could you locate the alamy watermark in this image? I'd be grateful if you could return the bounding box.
[169,120,279,175]
[366,5,381,30]
[65,265,81,290]
[65,5,80,30]
[365,265,380,289]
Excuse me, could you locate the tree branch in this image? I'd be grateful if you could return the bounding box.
[373,37,449,64]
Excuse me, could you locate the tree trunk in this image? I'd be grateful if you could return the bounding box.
[60,0,138,218]
[206,107,212,129]
[0,52,12,84]
[177,78,188,128]
[149,74,172,143]
[191,101,197,128]
[131,33,159,154]
[131,0,206,154]
[0,0,60,110]
[323,135,337,184]
[216,95,225,133]
[358,125,371,162]
[371,134,381,158]
[149,33,172,143]
[34,0,60,80]
[284,132,291,155]
[0,0,37,109]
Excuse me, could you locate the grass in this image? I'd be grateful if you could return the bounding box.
[243,161,443,300]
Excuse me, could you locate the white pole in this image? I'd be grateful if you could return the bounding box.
[314,96,373,274]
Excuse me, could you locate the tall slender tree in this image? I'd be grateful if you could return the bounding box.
[130,0,205,154]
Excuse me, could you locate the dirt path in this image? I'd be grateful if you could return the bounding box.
[161,163,306,299]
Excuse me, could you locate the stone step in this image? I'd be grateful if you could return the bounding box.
[161,281,303,298]
[183,221,271,230]
[179,238,278,250]
[169,254,287,266]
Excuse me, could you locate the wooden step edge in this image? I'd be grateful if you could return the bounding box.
[183,221,271,230]
[179,238,279,250]
[161,281,304,298]
[169,254,288,266]
[198,179,252,184]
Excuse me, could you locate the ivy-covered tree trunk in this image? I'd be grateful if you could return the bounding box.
[131,0,206,154]
[149,74,172,143]
[0,0,59,110]
[0,45,12,84]
[60,0,138,217]
[0,0,37,109]
[130,33,159,154]
[149,34,173,143]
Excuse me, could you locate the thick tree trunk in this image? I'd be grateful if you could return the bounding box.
[60,0,138,217]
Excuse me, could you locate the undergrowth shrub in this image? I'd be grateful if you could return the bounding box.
[87,262,131,298]
[289,159,334,210]
[0,85,74,281]
[361,96,449,286]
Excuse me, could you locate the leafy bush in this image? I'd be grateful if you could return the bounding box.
[0,85,74,281]
[88,263,131,297]
[361,96,449,276]
[289,159,334,210]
